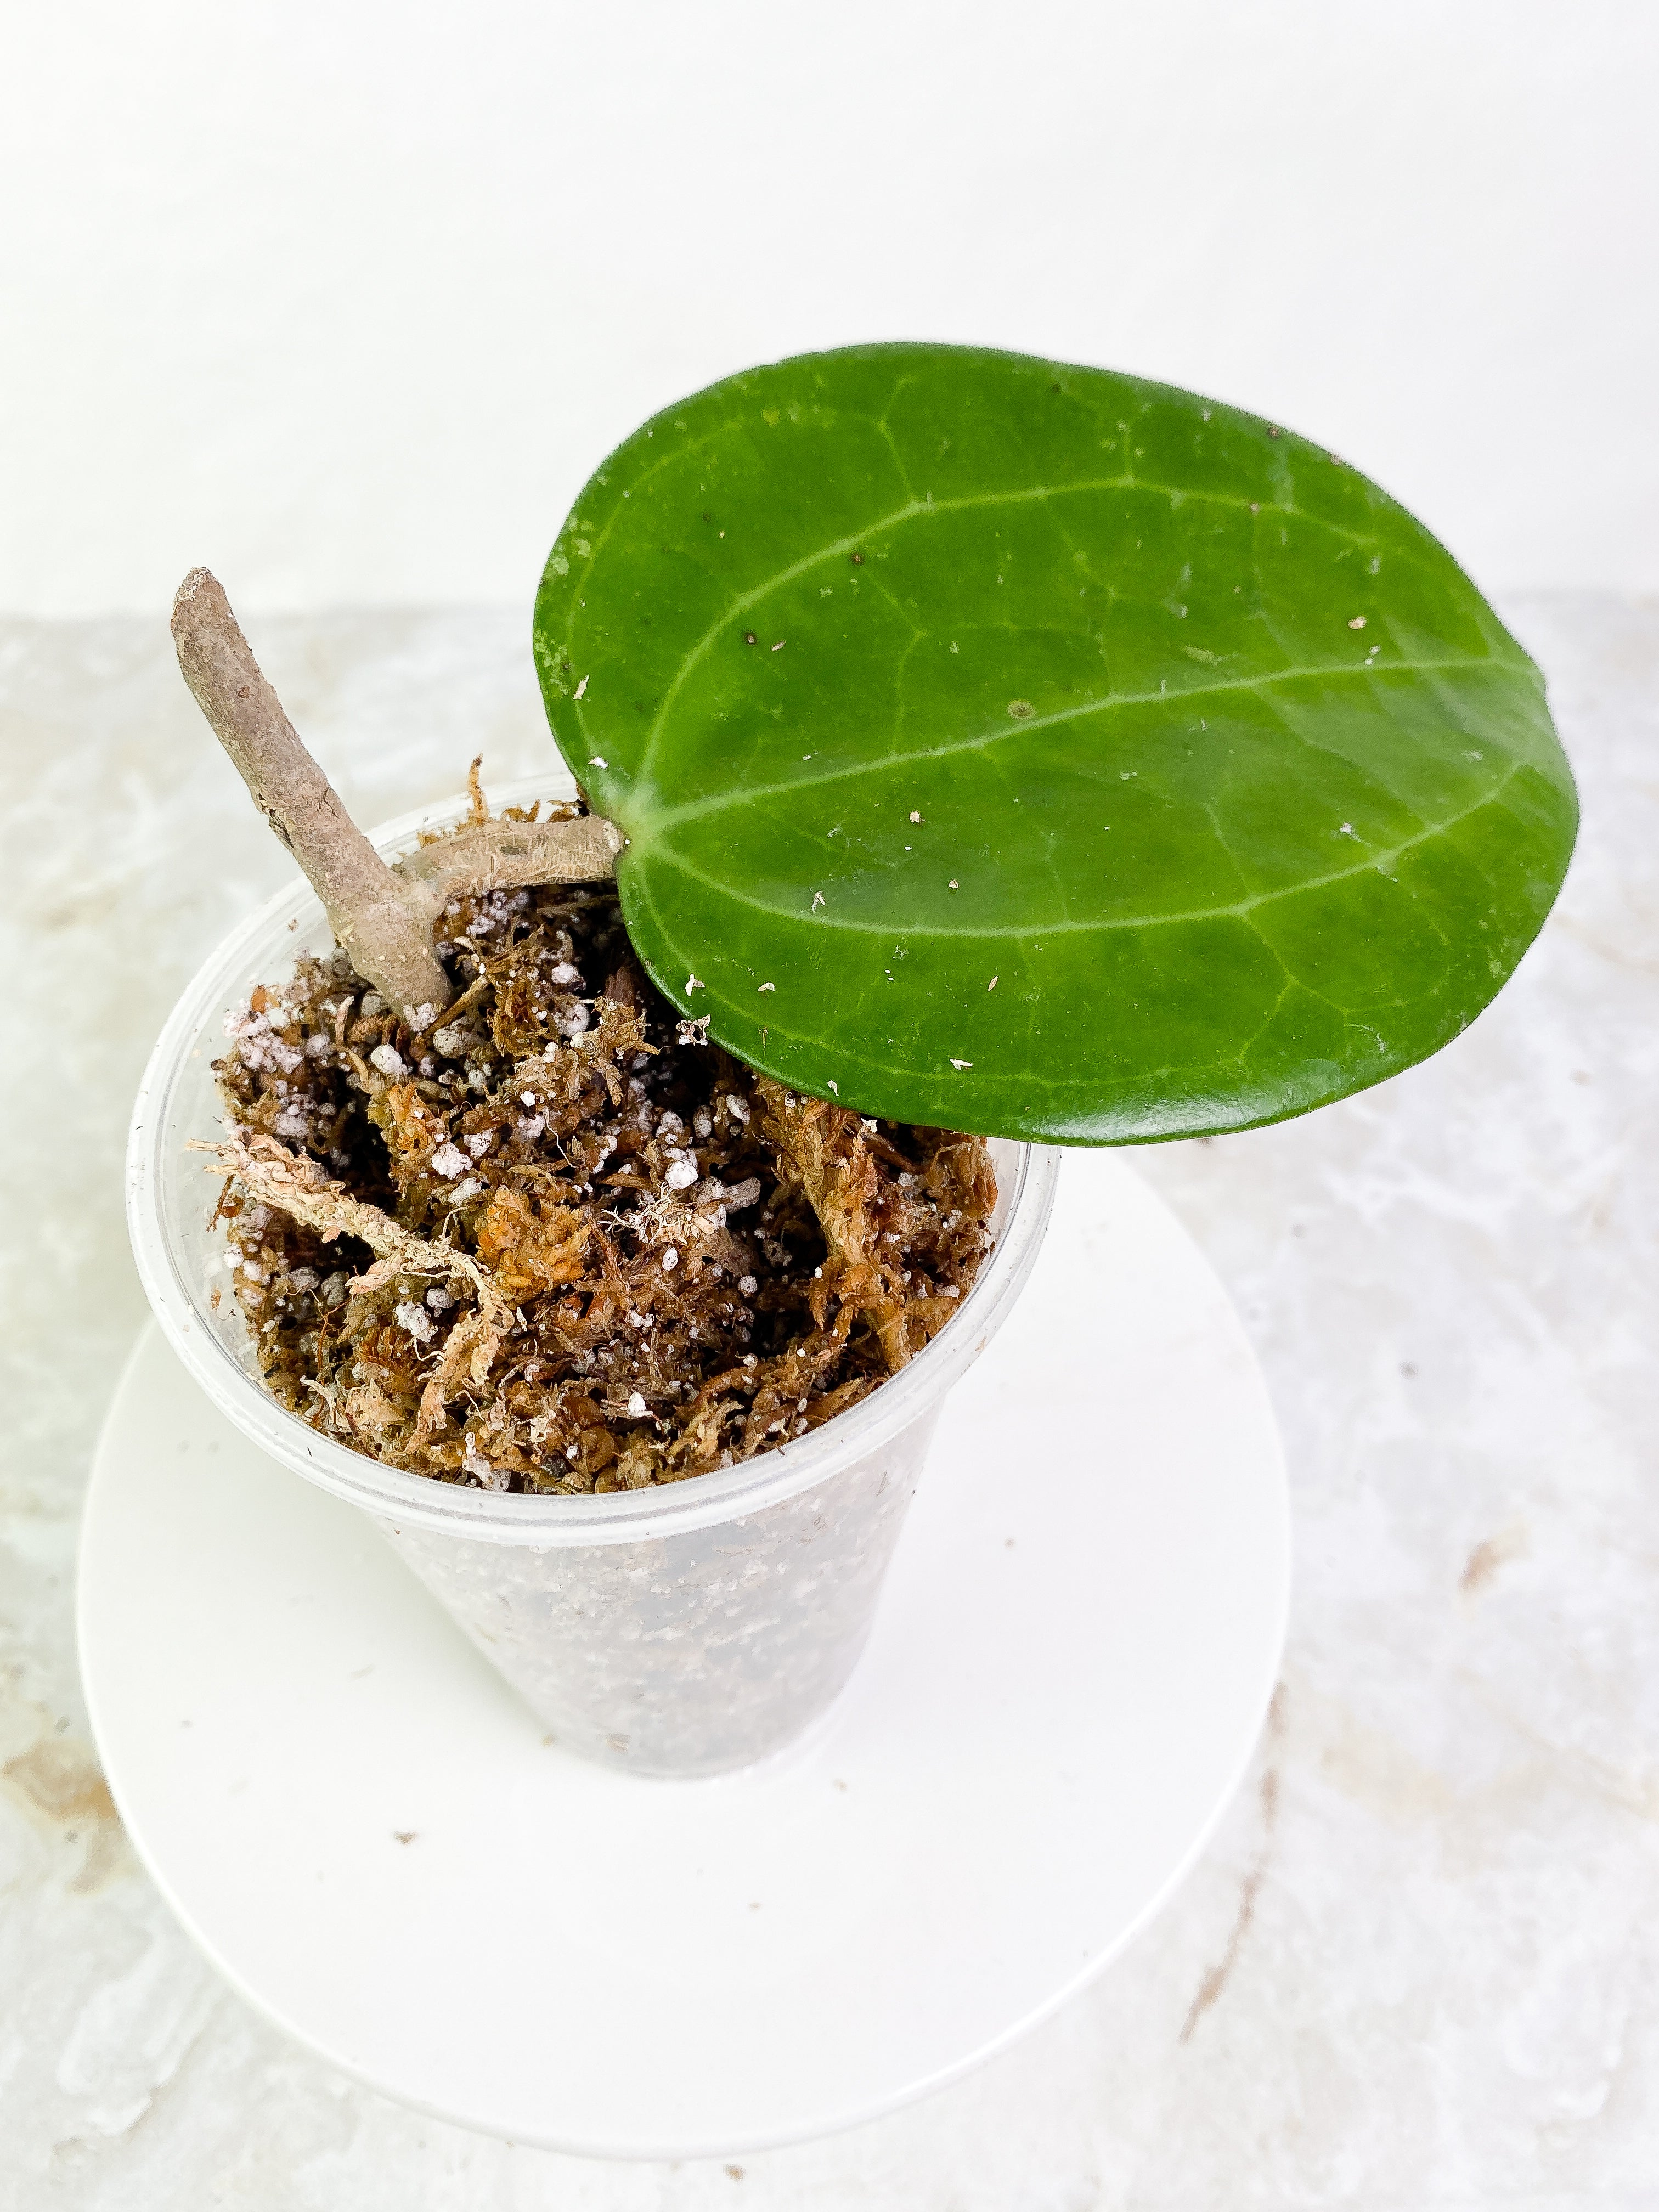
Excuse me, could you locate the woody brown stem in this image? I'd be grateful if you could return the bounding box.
[171,569,622,1018]
[173,569,452,1017]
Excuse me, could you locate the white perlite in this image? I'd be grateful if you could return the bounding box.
[394,1300,436,1344]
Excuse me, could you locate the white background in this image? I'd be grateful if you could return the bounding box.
[2,2,1656,615]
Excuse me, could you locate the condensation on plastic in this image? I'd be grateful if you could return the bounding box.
[126,776,1061,1775]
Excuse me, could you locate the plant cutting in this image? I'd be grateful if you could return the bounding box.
[139,341,1574,1768]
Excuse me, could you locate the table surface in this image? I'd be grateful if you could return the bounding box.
[2,596,1655,2209]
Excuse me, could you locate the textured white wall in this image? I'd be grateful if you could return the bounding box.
[2,1,1655,617]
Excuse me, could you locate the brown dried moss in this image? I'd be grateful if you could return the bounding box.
[207,818,995,1493]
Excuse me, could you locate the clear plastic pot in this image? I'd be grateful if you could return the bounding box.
[126,777,1060,1776]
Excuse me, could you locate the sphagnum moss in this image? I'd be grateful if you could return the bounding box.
[206,802,995,1495]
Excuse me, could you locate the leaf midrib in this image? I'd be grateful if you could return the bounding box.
[599,471,1410,780]
[639,759,1527,941]
[631,656,1520,832]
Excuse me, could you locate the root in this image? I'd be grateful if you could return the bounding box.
[194,1130,520,1450]
[190,1131,510,1320]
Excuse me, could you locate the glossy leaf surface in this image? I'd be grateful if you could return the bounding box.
[534,345,1575,1142]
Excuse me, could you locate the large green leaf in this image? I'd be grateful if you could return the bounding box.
[533,343,1575,1143]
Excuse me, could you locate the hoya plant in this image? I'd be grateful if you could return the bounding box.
[179,342,1575,1152]
[172,341,1575,1496]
